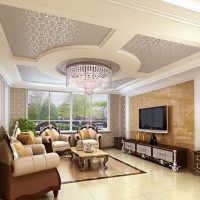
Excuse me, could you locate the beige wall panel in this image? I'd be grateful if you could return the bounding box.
[102,94,123,147]
[10,87,27,125]
[130,81,194,170]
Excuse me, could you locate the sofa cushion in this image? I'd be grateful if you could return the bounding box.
[12,153,60,177]
[80,128,90,140]
[82,139,98,145]
[12,140,32,158]
[53,141,70,148]
[17,131,36,145]
[25,144,46,155]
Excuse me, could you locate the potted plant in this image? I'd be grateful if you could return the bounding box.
[14,118,36,135]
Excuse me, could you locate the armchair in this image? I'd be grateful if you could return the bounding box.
[0,126,61,200]
[75,125,102,149]
[39,125,72,153]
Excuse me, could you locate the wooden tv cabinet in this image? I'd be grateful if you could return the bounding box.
[123,139,187,172]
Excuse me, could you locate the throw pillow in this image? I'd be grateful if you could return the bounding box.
[88,128,97,139]
[51,129,60,140]
[45,129,56,141]
[12,140,31,158]
[79,128,90,140]
[17,131,36,145]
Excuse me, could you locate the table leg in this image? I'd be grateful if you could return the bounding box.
[79,158,86,171]
[70,152,74,160]
[103,156,108,169]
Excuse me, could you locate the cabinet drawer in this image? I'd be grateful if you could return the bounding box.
[124,142,135,151]
[153,148,173,163]
[137,144,151,156]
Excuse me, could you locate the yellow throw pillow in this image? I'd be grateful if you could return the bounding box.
[80,128,90,140]
[13,140,31,158]
[17,131,36,145]
[45,129,56,141]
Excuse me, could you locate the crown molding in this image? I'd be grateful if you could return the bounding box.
[10,81,120,94]
[105,0,200,27]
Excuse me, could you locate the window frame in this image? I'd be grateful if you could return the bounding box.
[27,89,110,133]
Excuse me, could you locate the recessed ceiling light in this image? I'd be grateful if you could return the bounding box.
[162,0,200,13]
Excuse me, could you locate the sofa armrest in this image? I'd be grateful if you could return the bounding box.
[12,153,60,177]
[59,134,72,143]
[24,144,46,155]
[41,136,52,143]
[35,136,42,144]
[74,133,81,141]
[96,133,102,141]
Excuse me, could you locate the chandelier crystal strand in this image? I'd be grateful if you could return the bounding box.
[66,63,112,94]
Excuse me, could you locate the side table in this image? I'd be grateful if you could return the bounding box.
[114,137,123,149]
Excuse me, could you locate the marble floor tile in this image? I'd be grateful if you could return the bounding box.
[38,148,200,200]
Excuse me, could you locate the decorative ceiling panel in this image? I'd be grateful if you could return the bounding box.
[17,65,65,85]
[0,5,111,58]
[121,34,200,73]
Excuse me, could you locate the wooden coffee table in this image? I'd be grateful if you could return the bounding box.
[70,147,109,171]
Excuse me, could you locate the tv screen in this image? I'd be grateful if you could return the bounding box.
[139,106,168,133]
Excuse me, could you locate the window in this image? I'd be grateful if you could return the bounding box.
[28,90,109,132]
[28,91,49,130]
[50,92,70,131]
[91,94,108,130]
[72,94,92,130]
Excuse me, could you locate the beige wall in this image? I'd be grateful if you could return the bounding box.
[130,80,194,170]
[10,87,27,125]
[0,74,10,129]
[99,94,124,147]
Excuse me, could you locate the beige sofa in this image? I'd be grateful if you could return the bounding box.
[39,125,72,153]
[75,126,102,149]
[0,126,61,200]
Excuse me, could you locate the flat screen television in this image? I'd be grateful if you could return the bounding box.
[139,105,168,133]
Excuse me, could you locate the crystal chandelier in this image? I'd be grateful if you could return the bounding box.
[66,63,112,94]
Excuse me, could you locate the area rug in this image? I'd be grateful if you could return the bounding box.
[58,155,146,184]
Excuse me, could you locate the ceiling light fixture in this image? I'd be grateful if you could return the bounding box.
[66,62,112,94]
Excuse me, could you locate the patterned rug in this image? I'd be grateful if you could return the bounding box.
[58,155,145,184]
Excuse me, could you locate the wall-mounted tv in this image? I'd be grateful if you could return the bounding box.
[139,105,168,133]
